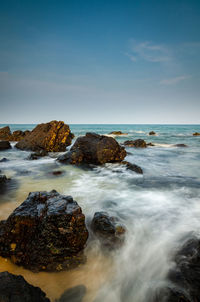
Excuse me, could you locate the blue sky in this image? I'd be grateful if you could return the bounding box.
[0,0,200,124]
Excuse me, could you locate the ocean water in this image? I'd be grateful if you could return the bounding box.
[0,124,200,302]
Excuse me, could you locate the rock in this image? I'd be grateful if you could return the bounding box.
[121,161,143,174]
[149,131,156,135]
[27,150,48,160]
[0,190,88,271]
[109,131,128,136]
[0,126,11,140]
[52,171,63,176]
[193,132,200,136]
[153,287,190,302]
[173,144,188,147]
[0,271,50,302]
[147,142,155,147]
[91,212,126,248]
[12,130,27,141]
[0,157,9,162]
[16,121,74,152]
[56,285,86,302]
[0,141,11,150]
[0,175,9,186]
[58,133,126,166]
[124,139,147,148]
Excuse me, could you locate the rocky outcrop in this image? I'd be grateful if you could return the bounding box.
[0,126,30,141]
[91,212,126,248]
[0,271,50,302]
[124,139,147,148]
[193,132,200,136]
[16,121,74,152]
[27,150,48,160]
[0,190,88,272]
[121,161,143,174]
[56,285,86,302]
[149,131,156,135]
[0,141,11,150]
[58,133,126,165]
[109,131,128,136]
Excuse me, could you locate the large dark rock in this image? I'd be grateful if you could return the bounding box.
[124,139,147,148]
[0,126,11,140]
[0,190,88,271]
[109,131,128,136]
[149,131,156,135]
[0,271,50,302]
[91,212,126,248]
[58,133,126,165]
[0,141,11,150]
[16,121,74,152]
[56,285,86,302]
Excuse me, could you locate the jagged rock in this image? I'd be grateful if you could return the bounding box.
[0,126,11,140]
[27,150,48,160]
[0,271,50,302]
[0,141,11,150]
[124,139,147,148]
[16,121,74,152]
[149,131,156,135]
[12,130,28,141]
[0,157,9,162]
[121,161,143,174]
[193,132,200,136]
[0,190,88,271]
[58,133,126,165]
[174,144,188,147]
[56,285,86,302]
[109,131,128,135]
[91,212,126,248]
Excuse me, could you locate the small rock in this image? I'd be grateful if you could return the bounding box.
[0,141,11,151]
[149,131,156,135]
[193,132,200,136]
[0,271,50,302]
[173,144,188,147]
[56,285,86,302]
[109,131,128,135]
[121,161,143,174]
[0,157,9,162]
[124,139,147,148]
[147,142,155,147]
[27,150,48,160]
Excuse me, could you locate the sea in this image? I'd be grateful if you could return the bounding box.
[0,124,200,302]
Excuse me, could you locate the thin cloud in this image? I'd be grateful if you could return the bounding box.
[160,75,191,85]
[128,40,172,63]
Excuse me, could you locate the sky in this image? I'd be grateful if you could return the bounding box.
[0,0,200,124]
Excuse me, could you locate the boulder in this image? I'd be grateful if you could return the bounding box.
[193,132,200,136]
[58,133,126,165]
[0,126,11,140]
[124,139,147,148]
[91,212,126,248]
[16,121,74,152]
[149,131,156,135]
[0,271,50,302]
[27,150,48,160]
[0,190,88,271]
[0,141,11,150]
[56,285,86,302]
[121,161,143,174]
[109,131,128,136]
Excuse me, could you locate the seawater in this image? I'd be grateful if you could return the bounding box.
[0,124,200,302]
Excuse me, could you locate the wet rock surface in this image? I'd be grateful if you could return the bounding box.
[0,126,11,140]
[109,131,128,135]
[16,121,74,152]
[0,190,89,271]
[149,131,156,135]
[27,150,48,160]
[56,285,86,302]
[58,132,126,165]
[193,132,200,136]
[121,161,143,174]
[124,139,147,148]
[91,212,126,248]
[0,157,9,162]
[0,126,30,141]
[0,271,50,302]
[0,141,11,150]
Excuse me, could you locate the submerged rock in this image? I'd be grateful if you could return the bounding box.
[58,132,126,165]
[56,285,86,302]
[121,161,143,174]
[173,144,188,147]
[91,212,126,248]
[149,131,156,135]
[124,139,147,148]
[0,190,88,271]
[109,131,128,135]
[193,132,200,136]
[27,150,48,160]
[0,141,11,150]
[0,157,9,162]
[16,120,74,152]
[0,271,50,302]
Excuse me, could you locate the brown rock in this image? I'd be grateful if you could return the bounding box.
[193,132,200,136]
[15,120,74,152]
[124,139,147,148]
[149,131,156,135]
[109,131,128,135]
[0,141,11,150]
[0,126,11,140]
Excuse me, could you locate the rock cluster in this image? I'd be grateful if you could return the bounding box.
[16,121,74,152]
[0,271,50,302]
[0,190,88,271]
[58,132,126,165]
[0,126,30,141]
